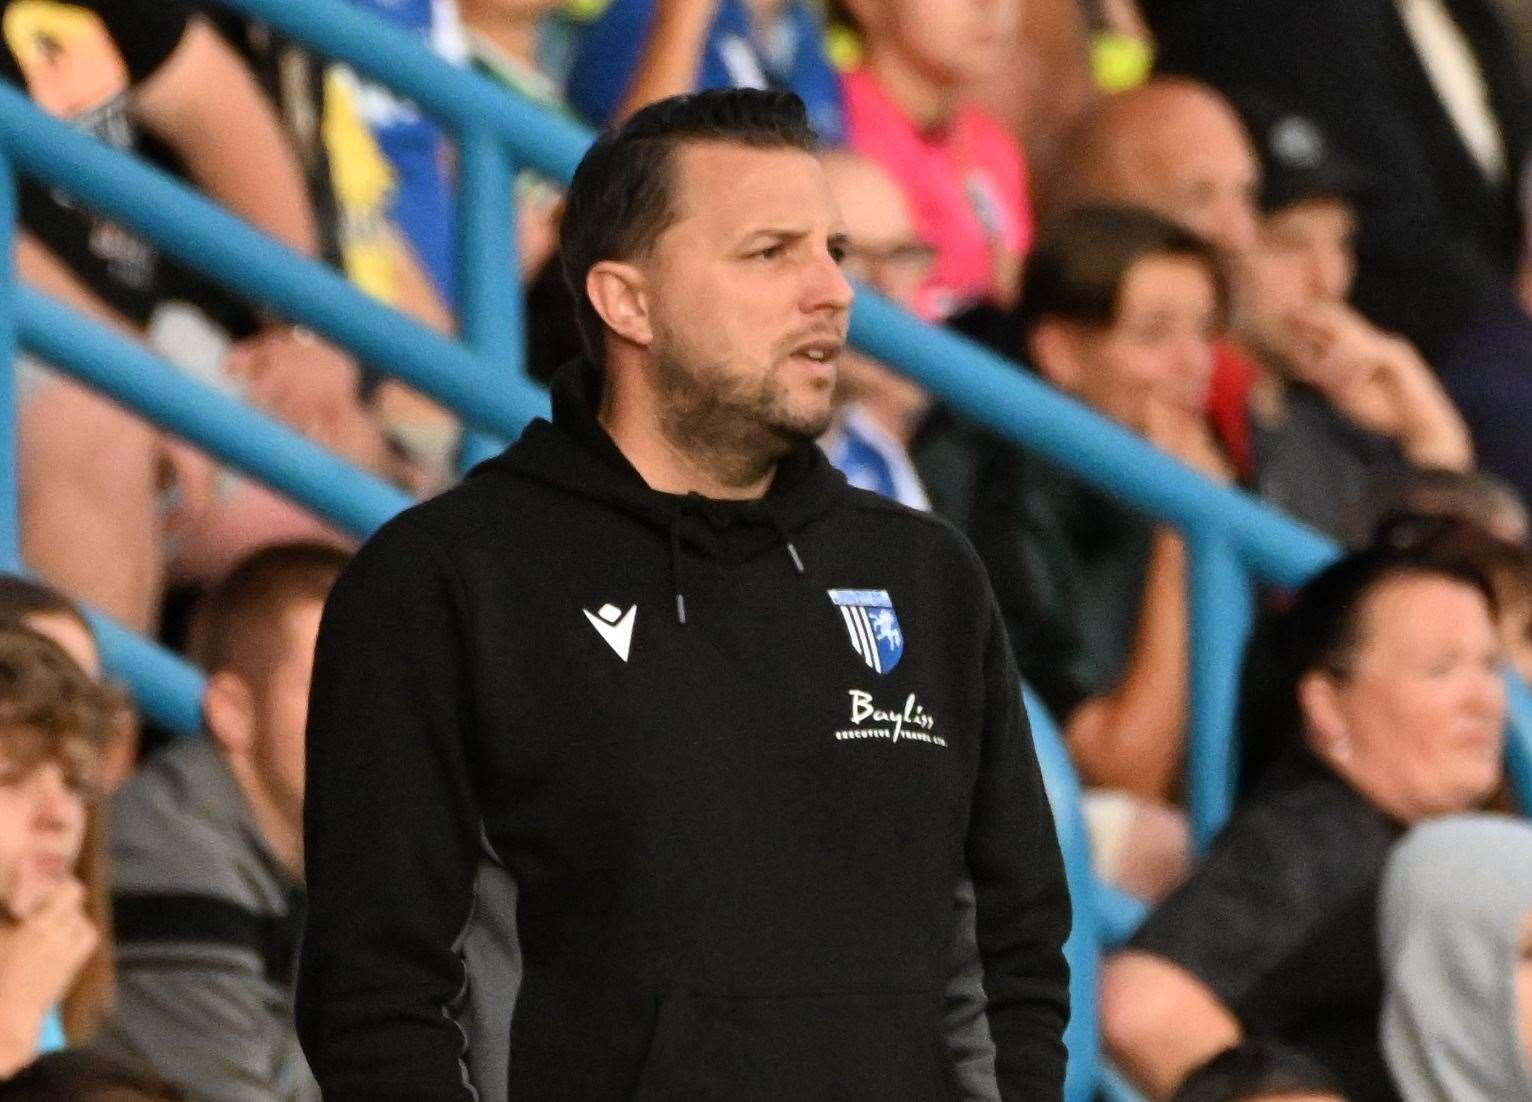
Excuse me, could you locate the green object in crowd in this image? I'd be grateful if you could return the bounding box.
[1093,32,1154,92]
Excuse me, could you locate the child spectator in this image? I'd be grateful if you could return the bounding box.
[0,629,119,1076]
[834,0,1029,317]
[567,0,843,137]
[0,577,137,792]
[92,545,348,1102]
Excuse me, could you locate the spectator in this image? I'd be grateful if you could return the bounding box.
[462,0,571,281]
[0,1050,184,1101]
[345,0,465,306]
[817,150,934,508]
[1379,814,1532,1102]
[567,0,843,138]
[1230,98,1473,545]
[1170,1042,1346,1102]
[915,206,1227,900]
[92,545,348,1102]
[1139,0,1532,508]
[0,628,118,1076]
[1101,542,1507,1101]
[0,577,136,792]
[7,2,363,631]
[834,0,1029,316]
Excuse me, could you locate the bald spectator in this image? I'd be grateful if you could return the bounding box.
[817,152,934,508]
[1138,0,1532,508]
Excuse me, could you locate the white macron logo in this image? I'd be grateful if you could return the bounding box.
[583,603,637,662]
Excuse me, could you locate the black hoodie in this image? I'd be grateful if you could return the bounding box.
[297,361,1071,1101]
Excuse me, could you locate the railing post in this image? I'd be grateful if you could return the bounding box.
[0,148,19,572]
[1023,686,1102,1102]
[1505,674,1532,812]
[1187,530,1254,850]
[456,127,520,472]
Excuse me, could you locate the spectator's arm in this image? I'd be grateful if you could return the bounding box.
[615,0,720,123]
[297,518,483,1101]
[969,600,1071,1100]
[1099,950,1241,1100]
[1063,528,1188,799]
[130,17,318,259]
[94,960,306,1102]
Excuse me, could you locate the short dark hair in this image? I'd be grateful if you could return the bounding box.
[1260,540,1500,742]
[560,88,820,360]
[0,1050,186,1101]
[0,574,91,640]
[1170,1041,1343,1102]
[188,543,349,684]
[1018,204,1228,343]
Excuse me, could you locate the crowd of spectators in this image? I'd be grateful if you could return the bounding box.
[2,0,1531,1099]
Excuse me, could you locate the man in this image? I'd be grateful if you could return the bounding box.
[298,89,1071,1099]
[1231,99,1474,545]
[817,150,934,509]
[93,544,349,1102]
[1138,0,1532,505]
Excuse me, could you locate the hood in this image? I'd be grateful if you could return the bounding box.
[474,359,849,622]
[1380,814,1532,1102]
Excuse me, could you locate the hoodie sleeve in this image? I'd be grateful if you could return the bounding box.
[967,600,1072,1100]
[296,518,483,1101]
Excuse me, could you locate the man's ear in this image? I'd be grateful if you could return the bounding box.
[587,261,652,348]
[1298,669,1350,764]
[1029,321,1085,394]
[203,670,256,761]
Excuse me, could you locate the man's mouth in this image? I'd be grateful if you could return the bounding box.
[791,337,844,366]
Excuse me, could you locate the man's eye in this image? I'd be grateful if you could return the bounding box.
[829,244,847,264]
[756,244,784,260]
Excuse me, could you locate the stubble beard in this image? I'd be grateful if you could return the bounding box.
[653,336,833,488]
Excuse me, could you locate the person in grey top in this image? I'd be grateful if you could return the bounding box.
[92,544,348,1102]
[1380,814,1532,1102]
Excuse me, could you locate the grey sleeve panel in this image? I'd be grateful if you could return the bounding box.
[92,962,318,1102]
[454,858,523,1102]
[945,873,1001,1102]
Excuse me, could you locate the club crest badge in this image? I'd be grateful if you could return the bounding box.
[828,589,904,675]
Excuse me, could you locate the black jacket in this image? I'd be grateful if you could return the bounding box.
[296,361,1071,1100]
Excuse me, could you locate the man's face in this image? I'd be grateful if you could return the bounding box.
[1062,254,1221,431]
[1126,103,1261,261]
[642,142,853,460]
[855,0,1019,85]
[249,599,323,826]
[1238,198,1358,367]
[821,154,932,420]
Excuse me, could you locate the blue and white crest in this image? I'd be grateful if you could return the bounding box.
[828,589,904,674]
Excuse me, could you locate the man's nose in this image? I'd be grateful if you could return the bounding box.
[806,250,855,315]
[30,763,75,829]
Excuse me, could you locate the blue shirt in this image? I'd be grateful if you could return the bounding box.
[567,0,843,142]
[347,0,461,303]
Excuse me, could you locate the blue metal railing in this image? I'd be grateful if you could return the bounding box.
[0,2,1527,1097]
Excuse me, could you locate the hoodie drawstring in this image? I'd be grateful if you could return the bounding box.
[668,516,688,625]
[770,516,807,577]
